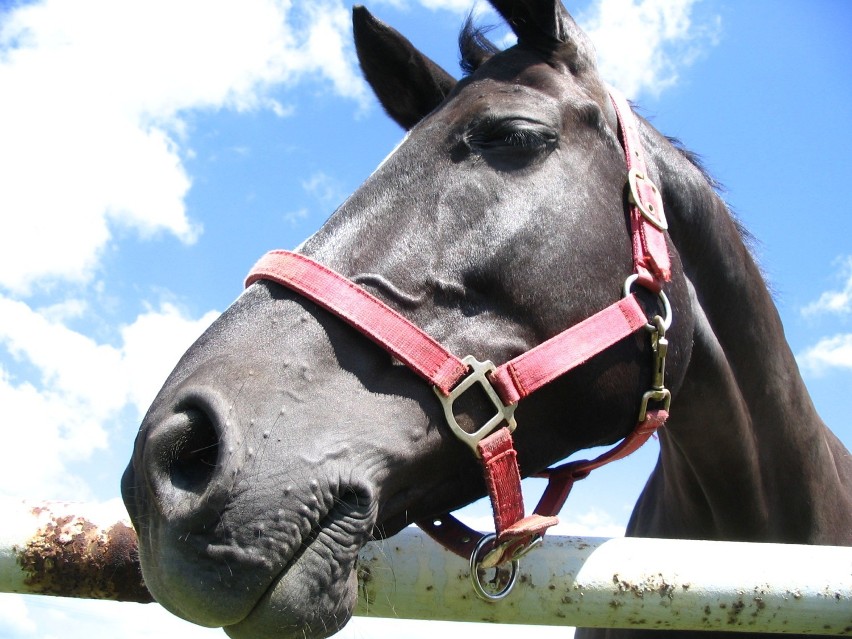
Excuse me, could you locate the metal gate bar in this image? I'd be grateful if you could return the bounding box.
[2,499,850,634]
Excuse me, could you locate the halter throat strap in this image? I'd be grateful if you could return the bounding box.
[244,88,672,590]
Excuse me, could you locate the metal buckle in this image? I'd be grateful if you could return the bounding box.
[433,355,517,457]
[628,167,668,231]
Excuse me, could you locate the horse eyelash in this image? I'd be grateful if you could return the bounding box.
[465,120,558,153]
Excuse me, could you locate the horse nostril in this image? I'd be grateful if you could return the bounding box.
[169,409,220,493]
[145,407,223,514]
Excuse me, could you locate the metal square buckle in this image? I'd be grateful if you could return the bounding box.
[628,167,668,231]
[433,355,517,456]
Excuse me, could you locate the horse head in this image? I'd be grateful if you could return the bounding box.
[122,1,701,637]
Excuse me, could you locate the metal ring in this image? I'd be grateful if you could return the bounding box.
[623,274,672,332]
[469,534,519,602]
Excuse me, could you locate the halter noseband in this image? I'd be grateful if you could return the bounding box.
[245,89,672,600]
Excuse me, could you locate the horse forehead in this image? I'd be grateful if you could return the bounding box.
[453,60,585,120]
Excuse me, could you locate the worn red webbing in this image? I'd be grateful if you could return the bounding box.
[246,250,469,395]
[609,88,671,287]
[247,250,649,407]
[245,250,659,565]
[478,427,525,532]
[489,295,647,405]
[418,408,668,563]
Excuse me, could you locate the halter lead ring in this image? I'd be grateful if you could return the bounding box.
[624,273,672,332]
[470,534,520,601]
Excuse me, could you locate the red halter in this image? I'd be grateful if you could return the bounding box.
[245,89,673,599]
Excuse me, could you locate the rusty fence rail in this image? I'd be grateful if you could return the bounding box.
[1,499,850,634]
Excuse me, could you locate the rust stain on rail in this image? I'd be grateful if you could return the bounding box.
[15,505,153,603]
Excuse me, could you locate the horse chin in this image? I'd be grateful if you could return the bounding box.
[219,495,375,639]
[223,536,360,639]
[134,479,377,639]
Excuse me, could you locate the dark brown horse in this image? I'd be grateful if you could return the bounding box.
[121,1,852,638]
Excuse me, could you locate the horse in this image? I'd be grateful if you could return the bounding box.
[121,1,852,638]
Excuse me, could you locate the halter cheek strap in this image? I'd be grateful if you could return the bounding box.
[245,88,673,599]
[610,89,671,288]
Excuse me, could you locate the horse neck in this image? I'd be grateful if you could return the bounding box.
[628,131,852,544]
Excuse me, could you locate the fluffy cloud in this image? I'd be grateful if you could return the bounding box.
[418,0,489,12]
[380,0,720,100]
[0,0,366,295]
[802,256,852,317]
[456,504,627,539]
[797,256,852,374]
[373,0,489,13]
[303,170,347,205]
[797,334,852,375]
[578,0,720,98]
[0,594,221,639]
[0,594,575,639]
[0,297,218,499]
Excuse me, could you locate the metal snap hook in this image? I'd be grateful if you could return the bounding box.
[469,533,520,601]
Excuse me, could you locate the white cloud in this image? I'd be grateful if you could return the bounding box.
[0,296,218,499]
[802,256,852,317]
[119,304,221,414]
[797,257,852,374]
[0,594,37,636]
[548,508,627,538]
[419,0,488,12]
[797,333,852,376]
[373,0,720,99]
[455,507,625,539]
[299,2,370,101]
[0,0,367,295]
[373,0,489,13]
[284,207,310,227]
[341,618,574,639]
[0,594,575,639]
[0,594,221,639]
[303,170,346,204]
[578,0,721,99]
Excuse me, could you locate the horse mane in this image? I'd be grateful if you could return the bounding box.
[459,16,499,75]
[666,135,759,257]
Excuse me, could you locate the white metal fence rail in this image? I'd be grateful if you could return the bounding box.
[1,499,850,634]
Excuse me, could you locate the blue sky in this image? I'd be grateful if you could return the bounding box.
[0,0,850,637]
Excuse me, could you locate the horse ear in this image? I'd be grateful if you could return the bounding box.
[488,0,596,72]
[353,6,457,130]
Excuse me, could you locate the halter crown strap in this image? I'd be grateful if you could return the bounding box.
[609,88,672,287]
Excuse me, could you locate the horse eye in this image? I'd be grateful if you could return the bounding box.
[466,119,558,157]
